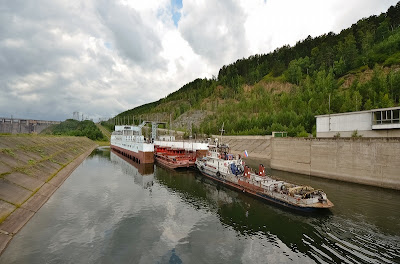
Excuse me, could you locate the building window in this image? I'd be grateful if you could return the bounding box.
[373,109,400,125]
[374,111,382,124]
[394,110,400,124]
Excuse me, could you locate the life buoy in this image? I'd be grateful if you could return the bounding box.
[217,154,221,159]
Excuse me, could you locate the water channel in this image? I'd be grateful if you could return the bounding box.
[1,147,399,263]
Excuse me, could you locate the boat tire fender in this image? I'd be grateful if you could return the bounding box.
[216,171,221,177]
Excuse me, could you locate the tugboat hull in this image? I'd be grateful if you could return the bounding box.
[198,168,333,212]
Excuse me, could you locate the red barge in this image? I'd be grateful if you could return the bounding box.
[154,146,197,169]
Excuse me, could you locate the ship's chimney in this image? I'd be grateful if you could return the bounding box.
[258,164,265,177]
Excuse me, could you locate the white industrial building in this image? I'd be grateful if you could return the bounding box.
[316,106,400,137]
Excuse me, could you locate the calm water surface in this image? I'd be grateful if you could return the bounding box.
[1,147,399,263]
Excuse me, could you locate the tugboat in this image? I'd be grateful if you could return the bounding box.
[195,142,334,212]
[154,146,196,169]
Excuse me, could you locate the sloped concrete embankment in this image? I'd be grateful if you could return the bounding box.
[271,138,400,190]
[0,136,97,254]
[213,135,272,164]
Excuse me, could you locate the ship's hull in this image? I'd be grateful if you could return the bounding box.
[197,168,332,212]
[111,144,154,164]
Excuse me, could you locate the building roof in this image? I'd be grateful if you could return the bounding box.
[315,106,400,118]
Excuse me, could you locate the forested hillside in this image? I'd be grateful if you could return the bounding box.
[113,3,400,137]
[43,119,106,141]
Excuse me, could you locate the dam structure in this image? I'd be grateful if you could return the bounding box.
[0,118,60,134]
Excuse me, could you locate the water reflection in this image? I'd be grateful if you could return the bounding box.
[110,150,154,189]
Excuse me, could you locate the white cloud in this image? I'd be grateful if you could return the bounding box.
[0,0,398,121]
[179,0,248,67]
[241,0,336,55]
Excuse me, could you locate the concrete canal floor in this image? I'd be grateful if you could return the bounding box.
[0,135,97,254]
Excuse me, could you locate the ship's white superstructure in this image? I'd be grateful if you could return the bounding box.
[111,125,154,164]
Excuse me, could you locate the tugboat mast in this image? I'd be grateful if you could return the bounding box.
[219,122,225,148]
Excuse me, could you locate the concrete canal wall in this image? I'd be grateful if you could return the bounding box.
[271,138,400,190]
[0,135,97,255]
[216,135,400,190]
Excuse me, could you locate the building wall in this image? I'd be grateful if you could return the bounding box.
[271,138,400,190]
[316,108,400,138]
[316,112,372,133]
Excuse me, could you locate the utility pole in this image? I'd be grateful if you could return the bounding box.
[356,95,358,111]
[219,122,225,146]
[189,120,192,138]
[329,94,331,132]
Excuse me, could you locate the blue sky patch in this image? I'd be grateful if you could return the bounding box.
[104,42,112,50]
[171,0,182,27]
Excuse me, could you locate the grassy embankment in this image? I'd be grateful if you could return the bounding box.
[95,123,111,146]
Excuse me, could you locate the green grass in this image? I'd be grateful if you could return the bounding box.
[1,148,15,157]
[94,140,110,146]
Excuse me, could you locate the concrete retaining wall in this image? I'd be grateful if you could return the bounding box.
[270,138,311,175]
[271,138,400,190]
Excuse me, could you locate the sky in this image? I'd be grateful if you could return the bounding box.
[0,0,398,121]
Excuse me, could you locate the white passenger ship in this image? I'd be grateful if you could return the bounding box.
[111,121,209,164]
[111,125,154,164]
